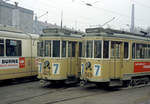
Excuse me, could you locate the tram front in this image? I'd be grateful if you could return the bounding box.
[37,28,82,85]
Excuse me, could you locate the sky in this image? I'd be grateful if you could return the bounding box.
[7,0,150,31]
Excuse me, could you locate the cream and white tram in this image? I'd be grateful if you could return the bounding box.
[80,28,150,87]
[37,28,82,85]
[0,25,39,81]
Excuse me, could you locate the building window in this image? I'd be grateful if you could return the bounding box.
[94,40,102,58]
[44,40,51,57]
[124,42,129,59]
[0,39,4,56]
[103,41,109,58]
[53,40,60,57]
[62,41,66,57]
[6,39,22,56]
[86,40,93,58]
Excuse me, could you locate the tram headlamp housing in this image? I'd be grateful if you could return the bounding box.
[85,62,91,69]
[44,61,50,69]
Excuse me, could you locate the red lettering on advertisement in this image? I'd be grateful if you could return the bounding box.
[19,57,25,68]
[134,62,150,73]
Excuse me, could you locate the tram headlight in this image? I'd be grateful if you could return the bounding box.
[44,61,50,69]
[85,62,91,69]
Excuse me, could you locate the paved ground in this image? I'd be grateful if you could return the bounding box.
[0,81,150,104]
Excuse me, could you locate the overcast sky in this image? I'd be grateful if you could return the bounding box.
[9,0,150,31]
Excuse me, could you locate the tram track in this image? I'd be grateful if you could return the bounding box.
[8,85,80,104]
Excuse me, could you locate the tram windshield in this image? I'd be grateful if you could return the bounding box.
[86,41,93,58]
[0,39,4,56]
[44,40,51,57]
[53,40,60,57]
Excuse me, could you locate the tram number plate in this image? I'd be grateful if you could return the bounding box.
[94,64,101,76]
[81,64,84,75]
[52,63,60,74]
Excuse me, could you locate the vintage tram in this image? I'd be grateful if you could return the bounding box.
[0,25,39,81]
[37,28,82,85]
[80,28,150,87]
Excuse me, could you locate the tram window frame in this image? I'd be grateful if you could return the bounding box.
[53,40,60,57]
[0,39,4,56]
[62,41,66,57]
[94,40,102,58]
[132,43,136,59]
[124,42,129,59]
[44,40,51,57]
[86,40,93,58]
[68,42,76,57]
[103,41,109,58]
[6,39,22,56]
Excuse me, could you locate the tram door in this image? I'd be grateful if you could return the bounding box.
[111,41,123,79]
[68,41,78,77]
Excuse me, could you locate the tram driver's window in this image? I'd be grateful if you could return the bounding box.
[86,41,93,58]
[0,39,4,56]
[124,42,129,58]
[6,39,21,56]
[53,40,60,57]
[62,41,66,57]
[94,40,101,58]
[103,41,109,58]
[45,40,51,57]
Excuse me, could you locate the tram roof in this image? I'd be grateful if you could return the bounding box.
[41,28,83,38]
[0,25,39,39]
[85,28,150,41]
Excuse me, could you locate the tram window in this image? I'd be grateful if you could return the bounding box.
[6,39,21,56]
[0,39,4,56]
[79,42,82,57]
[44,40,51,57]
[148,45,150,58]
[124,42,129,59]
[103,41,109,58]
[111,41,120,58]
[82,41,85,57]
[53,40,60,57]
[132,43,135,59]
[68,42,76,57]
[62,41,66,57]
[94,40,101,58]
[86,41,93,58]
[136,44,143,59]
[37,41,44,57]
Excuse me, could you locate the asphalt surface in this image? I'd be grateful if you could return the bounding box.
[0,81,150,104]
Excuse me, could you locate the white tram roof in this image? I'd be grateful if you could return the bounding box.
[41,28,83,38]
[85,28,150,41]
[0,25,39,39]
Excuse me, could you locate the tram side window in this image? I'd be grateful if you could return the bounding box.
[79,42,82,57]
[37,41,43,57]
[94,40,101,58]
[44,40,51,57]
[0,39,4,56]
[6,39,21,56]
[103,41,109,58]
[132,43,135,59]
[124,42,129,59]
[62,41,66,57]
[86,41,93,58]
[82,41,85,57]
[72,42,76,57]
[148,45,150,58]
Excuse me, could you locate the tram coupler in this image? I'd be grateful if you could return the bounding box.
[80,80,87,87]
